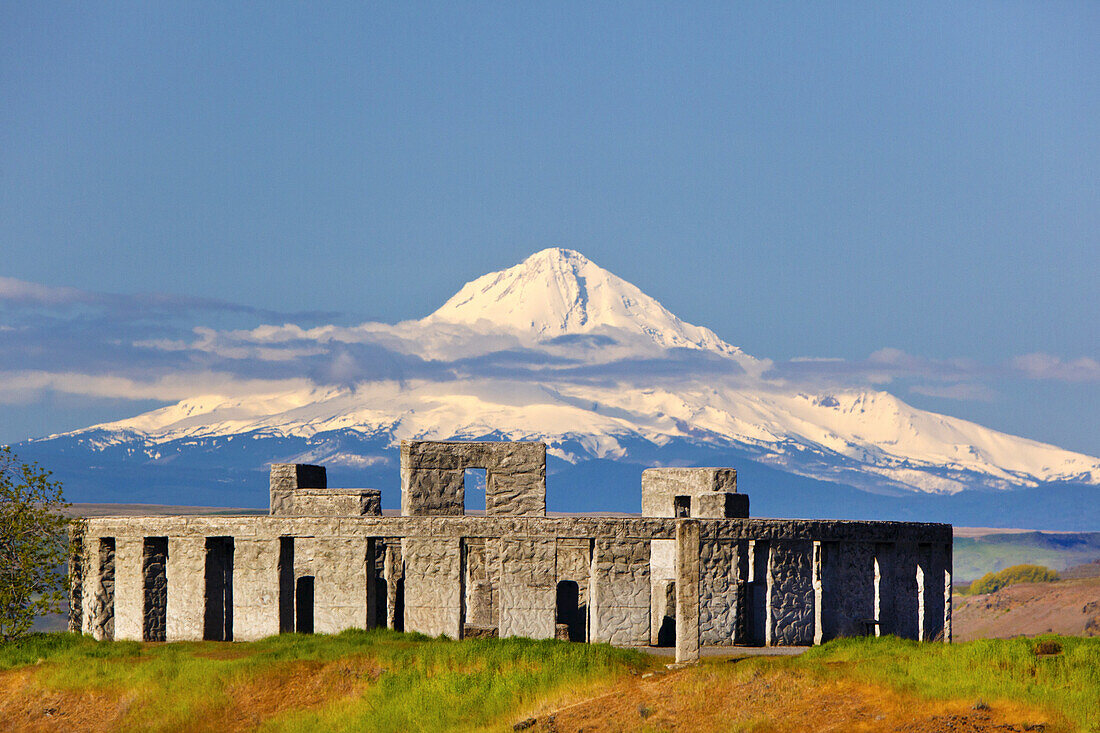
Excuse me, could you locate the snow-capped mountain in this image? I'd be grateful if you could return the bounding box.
[22,248,1100,523]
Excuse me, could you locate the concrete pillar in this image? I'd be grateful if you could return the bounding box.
[166,537,205,641]
[384,539,403,630]
[590,538,651,645]
[918,542,950,641]
[234,538,280,641]
[766,540,814,646]
[402,537,463,637]
[112,537,143,641]
[817,541,876,643]
[499,537,556,639]
[699,539,739,646]
[675,520,700,663]
[313,537,369,635]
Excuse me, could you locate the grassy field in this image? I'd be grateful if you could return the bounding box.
[1,632,1098,731]
[0,630,646,732]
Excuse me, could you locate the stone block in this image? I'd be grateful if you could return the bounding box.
[270,464,326,516]
[642,467,739,518]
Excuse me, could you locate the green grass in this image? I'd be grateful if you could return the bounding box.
[0,630,648,732]
[792,635,1100,732]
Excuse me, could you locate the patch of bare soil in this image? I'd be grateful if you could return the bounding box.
[518,662,1062,733]
[0,668,127,733]
[954,577,1100,640]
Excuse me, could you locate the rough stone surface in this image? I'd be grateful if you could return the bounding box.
[818,541,876,642]
[166,536,205,641]
[641,467,738,518]
[113,537,143,641]
[767,540,814,646]
[402,441,546,517]
[699,539,740,645]
[403,537,462,637]
[270,464,327,516]
[591,538,650,645]
[142,538,169,642]
[499,537,555,639]
[235,538,280,640]
[88,537,115,640]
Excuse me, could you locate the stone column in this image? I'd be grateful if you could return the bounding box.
[166,536,205,641]
[675,520,700,663]
[234,538,281,641]
[590,537,651,645]
[766,540,814,646]
[313,537,370,635]
[402,537,463,638]
[499,537,556,639]
[699,539,739,646]
[112,536,144,641]
[384,539,404,631]
[817,541,876,643]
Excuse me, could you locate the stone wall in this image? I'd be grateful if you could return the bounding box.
[77,512,951,648]
[401,441,546,517]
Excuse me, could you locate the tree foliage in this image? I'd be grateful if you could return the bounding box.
[0,446,70,642]
[968,563,1060,596]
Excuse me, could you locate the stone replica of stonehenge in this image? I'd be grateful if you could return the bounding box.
[70,440,952,661]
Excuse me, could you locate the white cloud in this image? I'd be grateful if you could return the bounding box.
[0,370,316,405]
[910,383,998,402]
[1010,353,1100,383]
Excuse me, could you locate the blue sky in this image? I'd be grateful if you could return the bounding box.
[1,2,1098,453]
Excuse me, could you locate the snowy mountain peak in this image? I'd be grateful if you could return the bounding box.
[423,248,744,357]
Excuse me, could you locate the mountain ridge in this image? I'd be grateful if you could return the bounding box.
[21,248,1100,516]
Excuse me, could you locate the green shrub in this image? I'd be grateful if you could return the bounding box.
[968,564,1059,595]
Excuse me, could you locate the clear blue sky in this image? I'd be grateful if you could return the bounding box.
[1,2,1098,453]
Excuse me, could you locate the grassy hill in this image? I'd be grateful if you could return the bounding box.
[1,631,1097,732]
[953,532,1100,582]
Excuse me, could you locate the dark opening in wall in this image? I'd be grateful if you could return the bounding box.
[96,537,116,640]
[463,468,487,513]
[657,580,676,647]
[555,580,585,642]
[393,578,404,632]
[295,576,315,634]
[142,537,168,642]
[278,537,295,634]
[674,495,691,518]
[204,537,234,641]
